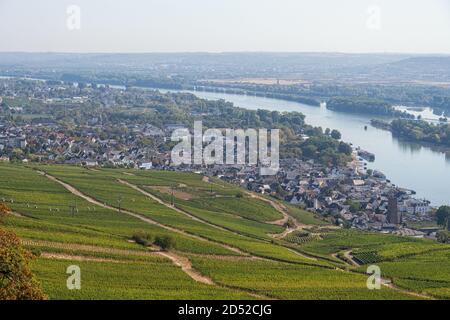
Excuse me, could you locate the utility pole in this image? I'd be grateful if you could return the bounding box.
[117,195,123,213]
[69,200,77,217]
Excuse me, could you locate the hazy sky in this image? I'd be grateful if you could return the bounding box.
[1,0,450,53]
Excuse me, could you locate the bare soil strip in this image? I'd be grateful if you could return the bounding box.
[40,252,128,264]
[146,185,194,200]
[24,239,215,285]
[120,180,322,262]
[11,211,24,218]
[343,250,360,267]
[183,252,263,261]
[38,171,432,299]
[246,191,311,239]
[118,179,250,244]
[333,250,434,300]
[381,279,434,300]
[39,171,244,256]
[22,239,159,256]
[157,251,214,285]
[37,171,253,286]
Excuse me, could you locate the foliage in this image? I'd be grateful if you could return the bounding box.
[437,231,450,244]
[327,97,414,118]
[391,119,450,147]
[286,135,352,167]
[0,203,11,223]
[154,235,175,251]
[132,231,154,247]
[0,229,47,300]
[436,206,450,228]
[1,163,448,300]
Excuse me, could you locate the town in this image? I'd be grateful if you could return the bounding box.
[0,78,446,240]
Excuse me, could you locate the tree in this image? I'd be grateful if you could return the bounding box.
[437,231,450,243]
[330,129,342,140]
[235,192,244,198]
[0,229,47,300]
[303,145,318,158]
[338,141,352,155]
[436,206,450,228]
[345,199,361,213]
[0,203,11,223]
[154,235,175,251]
[132,231,154,246]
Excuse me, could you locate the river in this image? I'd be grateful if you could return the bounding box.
[173,89,450,206]
[2,76,448,205]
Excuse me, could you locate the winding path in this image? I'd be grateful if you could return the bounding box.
[39,171,244,256]
[118,179,238,236]
[37,171,433,300]
[119,178,317,261]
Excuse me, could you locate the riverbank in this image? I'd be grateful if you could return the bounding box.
[371,119,450,151]
[176,89,450,206]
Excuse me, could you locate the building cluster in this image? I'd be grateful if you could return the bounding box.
[0,79,438,238]
[0,122,173,169]
[0,128,27,151]
[198,155,433,236]
[0,113,435,237]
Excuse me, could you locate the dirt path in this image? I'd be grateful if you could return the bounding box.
[25,239,215,285]
[37,171,432,299]
[157,251,214,285]
[121,179,320,263]
[41,252,128,264]
[39,171,245,256]
[262,200,290,226]
[332,249,434,300]
[120,180,316,263]
[183,252,263,261]
[202,176,225,188]
[380,279,434,300]
[331,251,360,267]
[246,191,294,227]
[22,239,159,257]
[343,250,360,267]
[11,211,24,218]
[269,227,294,239]
[118,179,250,238]
[246,191,312,238]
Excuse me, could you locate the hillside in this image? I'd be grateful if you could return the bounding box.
[1,164,449,299]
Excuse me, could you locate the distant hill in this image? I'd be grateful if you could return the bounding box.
[1,52,449,84]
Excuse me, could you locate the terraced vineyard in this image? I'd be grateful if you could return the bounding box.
[284,231,322,245]
[1,163,448,300]
[352,251,382,265]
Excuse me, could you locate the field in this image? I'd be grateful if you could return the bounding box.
[1,163,448,300]
[32,257,254,300]
[189,257,416,300]
[358,249,450,299]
